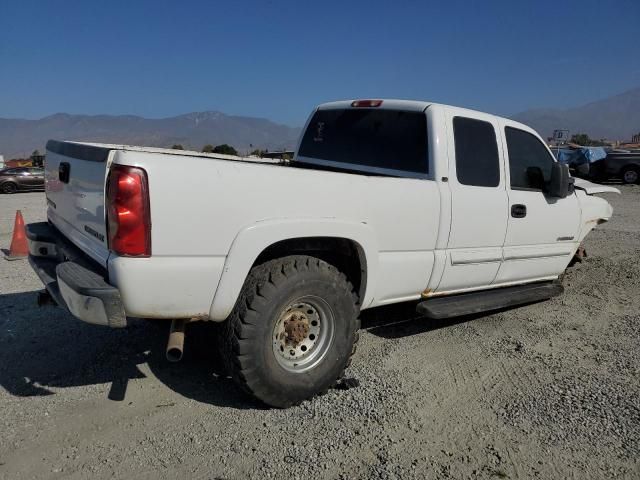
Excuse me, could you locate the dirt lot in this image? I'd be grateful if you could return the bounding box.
[0,188,638,480]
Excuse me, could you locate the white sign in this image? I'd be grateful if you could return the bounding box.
[552,130,570,143]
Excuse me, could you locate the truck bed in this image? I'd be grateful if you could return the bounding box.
[56,141,283,165]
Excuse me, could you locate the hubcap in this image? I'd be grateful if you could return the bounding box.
[272,296,334,373]
[623,170,638,183]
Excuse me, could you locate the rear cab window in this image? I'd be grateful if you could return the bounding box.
[453,117,500,187]
[297,108,428,178]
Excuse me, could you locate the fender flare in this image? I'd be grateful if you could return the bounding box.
[209,218,379,320]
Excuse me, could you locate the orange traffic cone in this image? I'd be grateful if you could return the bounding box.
[4,210,29,261]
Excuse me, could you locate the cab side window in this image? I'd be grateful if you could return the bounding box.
[505,127,555,190]
[453,117,500,187]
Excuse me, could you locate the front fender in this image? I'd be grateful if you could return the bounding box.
[209,218,379,321]
[576,190,615,242]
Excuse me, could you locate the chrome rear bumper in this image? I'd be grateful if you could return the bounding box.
[26,222,126,328]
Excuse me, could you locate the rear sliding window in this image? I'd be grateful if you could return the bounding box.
[297,109,428,176]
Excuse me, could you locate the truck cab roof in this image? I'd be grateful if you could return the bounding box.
[315,99,535,133]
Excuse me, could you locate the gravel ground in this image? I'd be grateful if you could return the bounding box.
[0,188,639,480]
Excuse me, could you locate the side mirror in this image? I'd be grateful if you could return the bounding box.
[546,162,570,198]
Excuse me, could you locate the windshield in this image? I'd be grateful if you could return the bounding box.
[297,108,428,177]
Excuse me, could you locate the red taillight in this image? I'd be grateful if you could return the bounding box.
[106,165,151,257]
[351,99,383,108]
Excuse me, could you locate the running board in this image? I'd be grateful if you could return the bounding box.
[416,282,564,319]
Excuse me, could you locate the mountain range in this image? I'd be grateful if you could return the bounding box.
[1,87,638,158]
[0,111,301,158]
[512,87,640,141]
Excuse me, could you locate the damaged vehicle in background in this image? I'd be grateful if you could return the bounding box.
[25,99,619,407]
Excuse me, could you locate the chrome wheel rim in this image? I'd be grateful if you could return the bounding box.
[623,170,638,183]
[272,296,335,373]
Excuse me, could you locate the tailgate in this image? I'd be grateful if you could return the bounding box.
[45,141,112,266]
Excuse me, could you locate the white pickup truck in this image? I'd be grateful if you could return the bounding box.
[27,99,618,407]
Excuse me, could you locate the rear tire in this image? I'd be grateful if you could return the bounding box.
[1,182,17,194]
[621,166,639,184]
[218,255,360,408]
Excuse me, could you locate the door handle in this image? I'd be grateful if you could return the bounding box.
[511,204,527,218]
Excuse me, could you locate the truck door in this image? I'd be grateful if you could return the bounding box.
[436,111,508,292]
[495,121,580,283]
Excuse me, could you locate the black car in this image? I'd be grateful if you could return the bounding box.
[0,167,45,193]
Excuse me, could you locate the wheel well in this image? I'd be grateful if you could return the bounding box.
[253,237,366,304]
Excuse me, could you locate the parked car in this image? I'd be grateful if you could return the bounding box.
[0,167,45,193]
[593,151,640,184]
[26,100,618,407]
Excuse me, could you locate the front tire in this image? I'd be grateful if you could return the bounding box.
[219,255,360,407]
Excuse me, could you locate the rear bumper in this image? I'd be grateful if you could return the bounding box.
[26,222,126,328]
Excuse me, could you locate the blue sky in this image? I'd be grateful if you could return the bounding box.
[1,0,638,126]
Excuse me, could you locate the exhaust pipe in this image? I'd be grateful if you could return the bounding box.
[166,319,187,362]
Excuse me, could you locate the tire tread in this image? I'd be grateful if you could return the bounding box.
[218,255,360,407]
